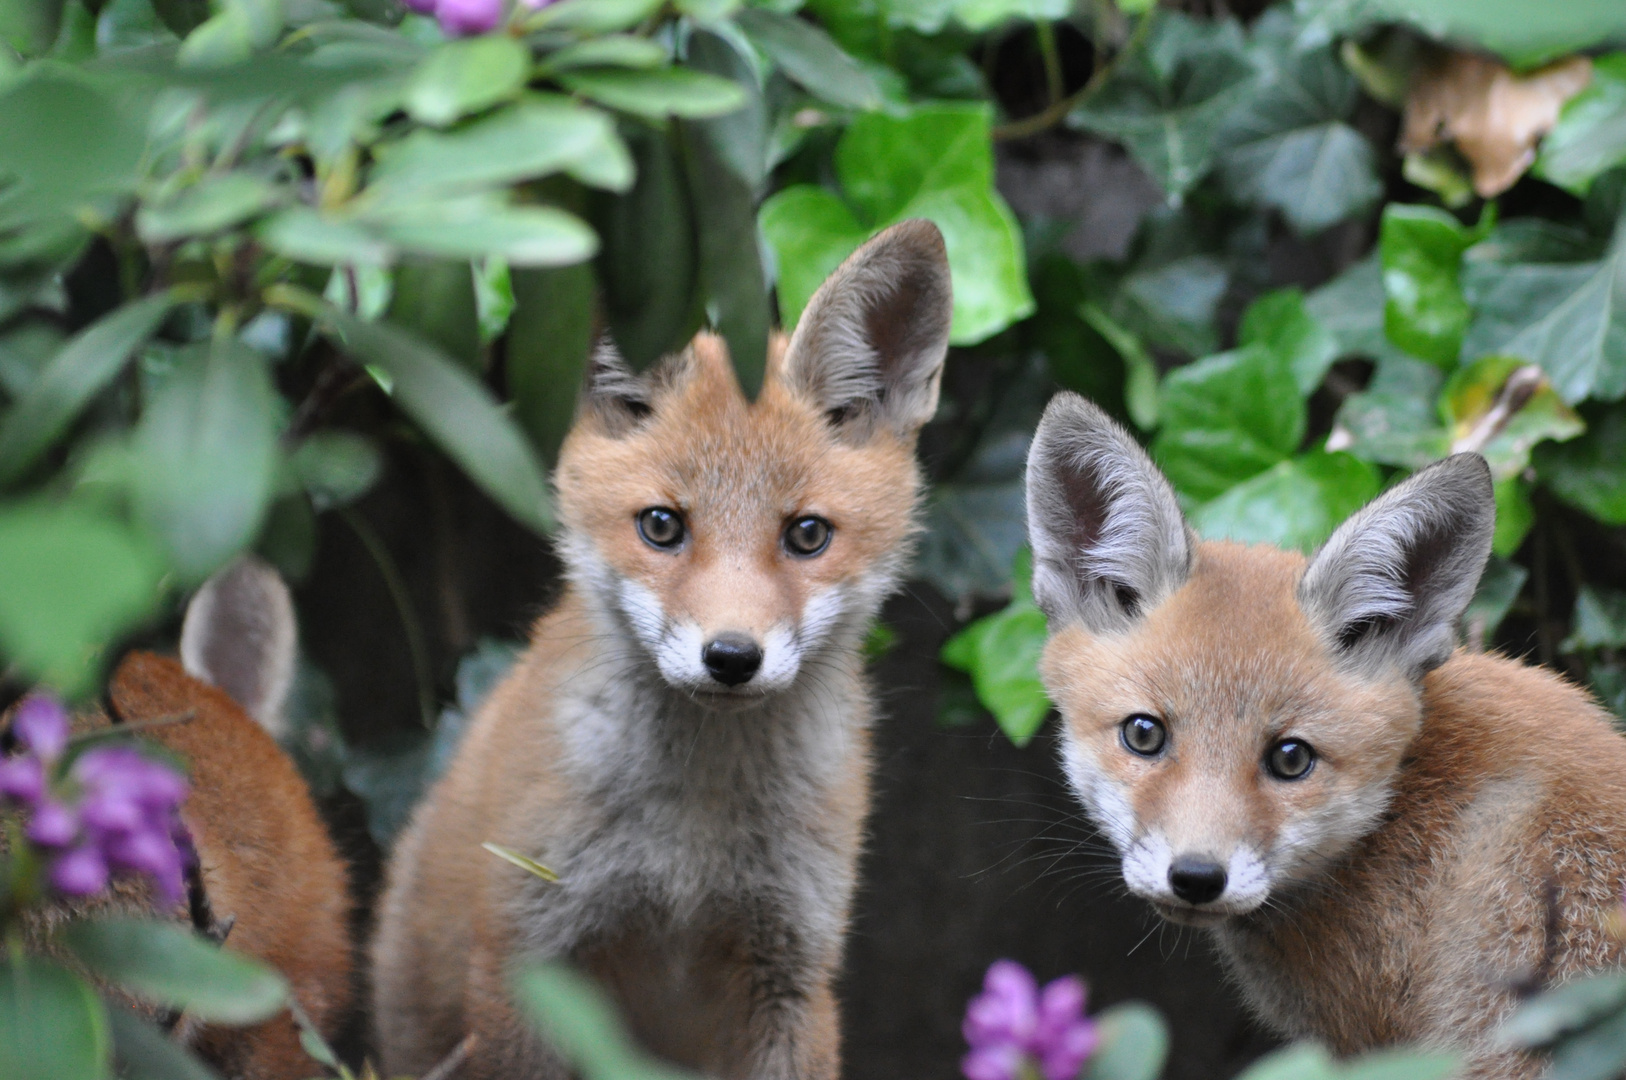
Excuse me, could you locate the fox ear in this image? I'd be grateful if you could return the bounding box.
[181,555,297,736]
[1300,454,1494,681]
[1025,393,1192,632]
[580,337,653,436]
[782,218,953,437]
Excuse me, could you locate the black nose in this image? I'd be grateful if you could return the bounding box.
[1168,856,1227,905]
[702,634,762,686]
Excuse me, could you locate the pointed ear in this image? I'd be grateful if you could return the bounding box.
[180,555,297,736]
[1025,393,1192,632]
[782,218,953,437]
[580,337,653,436]
[1299,453,1494,681]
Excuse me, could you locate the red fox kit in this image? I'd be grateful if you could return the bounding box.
[370,221,953,1079]
[10,557,353,1079]
[1026,394,1626,1078]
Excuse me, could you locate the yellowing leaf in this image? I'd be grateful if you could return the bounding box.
[483,842,561,882]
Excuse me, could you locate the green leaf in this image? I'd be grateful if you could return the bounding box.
[537,36,669,74]
[508,263,594,466]
[388,260,481,371]
[1311,0,1626,70]
[1439,355,1583,479]
[1080,301,1159,429]
[1189,451,1382,553]
[1306,254,1414,367]
[1535,54,1626,196]
[512,963,699,1080]
[291,430,382,511]
[360,195,598,267]
[763,103,1033,345]
[594,125,702,369]
[1153,344,1304,505]
[1331,356,1449,469]
[1239,288,1340,395]
[525,0,661,33]
[735,8,881,110]
[1069,13,1259,201]
[62,918,288,1025]
[1380,203,1484,367]
[1492,476,1533,557]
[177,0,285,68]
[1538,405,1626,523]
[305,299,553,533]
[257,207,394,266]
[1565,586,1626,653]
[1464,555,1527,640]
[1217,43,1380,234]
[407,36,530,127]
[940,548,1051,747]
[1080,1002,1170,1080]
[107,1002,221,1080]
[1501,973,1626,1048]
[151,0,210,36]
[0,499,164,693]
[129,337,280,584]
[556,68,748,119]
[136,173,282,243]
[1109,253,1230,359]
[1547,1005,1626,1080]
[1233,1043,1338,1080]
[369,97,632,196]
[0,954,109,1080]
[1339,1048,1459,1080]
[0,292,174,485]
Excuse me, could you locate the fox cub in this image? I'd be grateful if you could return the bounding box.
[1026,394,1626,1078]
[11,557,353,1079]
[370,220,953,1079]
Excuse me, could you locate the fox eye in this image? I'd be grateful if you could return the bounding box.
[783,516,832,557]
[1267,739,1316,780]
[636,507,685,550]
[1120,714,1166,757]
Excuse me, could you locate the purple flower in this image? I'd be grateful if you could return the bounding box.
[49,844,109,897]
[963,961,1100,1080]
[435,0,503,36]
[401,0,438,13]
[14,696,69,763]
[25,799,78,849]
[0,754,45,806]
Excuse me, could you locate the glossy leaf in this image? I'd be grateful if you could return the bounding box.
[735,7,881,110]
[129,337,280,583]
[1189,451,1382,553]
[1380,203,1485,367]
[1153,344,1305,504]
[361,195,598,267]
[1547,1006,1626,1080]
[526,0,661,33]
[1110,254,1231,359]
[508,263,594,466]
[1536,54,1626,196]
[940,575,1050,748]
[538,36,669,74]
[1536,405,1626,523]
[136,173,282,243]
[62,917,289,1025]
[1464,556,1528,639]
[1080,1002,1170,1080]
[0,954,109,1080]
[1493,475,1533,556]
[406,36,530,127]
[388,260,482,371]
[0,291,174,485]
[1309,0,1626,71]
[177,0,285,68]
[1306,254,1414,367]
[1218,42,1381,234]
[1440,354,1583,479]
[108,1001,221,1080]
[307,300,554,533]
[1563,586,1626,652]
[556,68,748,119]
[1239,288,1340,395]
[257,207,394,266]
[758,186,867,332]
[513,963,699,1080]
[1069,13,1258,201]
[1331,356,1450,469]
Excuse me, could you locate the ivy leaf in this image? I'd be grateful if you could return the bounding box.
[735,7,881,110]
[406,36,530,127]
[761,103,1033,345]
[1535,53,1626,196]
[1331,356,1450,469]
[939,548,1051,747]
[0,954,109,1080]
[1465,556,1528,640]
[1238,288,1340,395]
[1380,203,1488,367]
[1536,404,1626,524]
[1108,254,1230,359]
[1218,42,1381,234]
[1069,12,1258,202]
[1188,451,1382,553]
[1439,354,1583,479]
[1306,254,1414,367]
[1152,343,1304,505]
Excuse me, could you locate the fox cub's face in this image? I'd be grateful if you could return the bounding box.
[555,221,952,702]
[1026,395,1494,925]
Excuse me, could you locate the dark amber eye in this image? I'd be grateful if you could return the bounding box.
[1120,714,1166,757]
[783,516,832,557]
[636,507,684,550]
[1267,739,1315,780]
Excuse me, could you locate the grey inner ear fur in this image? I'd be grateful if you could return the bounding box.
[783,219,953,437]
[1025,393,1191,632]
[180,555,298,736]
[581,338,654,435]
[1298,453,1494,681]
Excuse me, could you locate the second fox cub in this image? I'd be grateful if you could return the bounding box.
[371,221,953,1079]
[1026,394,1626,1078]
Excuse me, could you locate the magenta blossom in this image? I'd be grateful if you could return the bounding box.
[434,0,503,35]
[2,694,190,906]
[963,960,1100,1080]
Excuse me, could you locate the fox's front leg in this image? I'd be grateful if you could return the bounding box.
[735,911,842,1080]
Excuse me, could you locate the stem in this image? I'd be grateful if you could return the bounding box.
[1036,20,1064,108]
[994,9,1152,142]
[340,508,437,731]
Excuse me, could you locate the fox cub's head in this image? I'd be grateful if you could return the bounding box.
[555,220,951,702]
[1026,394,1493,926]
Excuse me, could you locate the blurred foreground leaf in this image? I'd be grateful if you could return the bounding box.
[0,954,108,1080]
[512,963,698,1080]
[1081,1002,1169,1080]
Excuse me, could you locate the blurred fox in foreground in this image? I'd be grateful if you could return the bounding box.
[1026,394,1626,1079]
[8,557,353,1079]
[370,220,953,1079]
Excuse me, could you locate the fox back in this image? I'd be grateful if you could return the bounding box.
[371,220,953,1080]
[1026,394,1626,1078]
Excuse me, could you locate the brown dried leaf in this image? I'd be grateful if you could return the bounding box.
[1402,51,1593,197]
